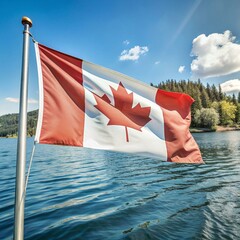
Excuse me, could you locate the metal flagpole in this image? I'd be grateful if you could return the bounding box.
[14,16,32,240]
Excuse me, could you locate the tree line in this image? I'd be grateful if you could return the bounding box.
[0,110,38,137]
[152,79,240,129]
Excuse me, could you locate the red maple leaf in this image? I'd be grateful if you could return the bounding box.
[93,82,151,142]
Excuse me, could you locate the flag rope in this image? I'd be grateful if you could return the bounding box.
[24,141,36,193]
[29,33,36,43]
[15,141,36,226]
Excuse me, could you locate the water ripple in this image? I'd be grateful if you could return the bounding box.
[1,132,240,239]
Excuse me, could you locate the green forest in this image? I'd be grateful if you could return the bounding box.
[0,110,38,137]
[152,79,240,130]
[1,80,240,137]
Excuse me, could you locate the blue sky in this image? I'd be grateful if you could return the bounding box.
[1,0,240,116]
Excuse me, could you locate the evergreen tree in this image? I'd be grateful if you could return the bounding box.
[232,93,237,105]
[218,85,224,101]
[191,89,202,126]
[211,84,219,101]
[206,83,211,98]
[201,88,210,108]
[197,79,201,89]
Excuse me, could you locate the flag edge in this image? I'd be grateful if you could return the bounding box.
[34,42,44,143]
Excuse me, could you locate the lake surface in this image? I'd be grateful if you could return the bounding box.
[1,131,240,240]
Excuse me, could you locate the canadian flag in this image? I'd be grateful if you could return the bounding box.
[34,43,203,163]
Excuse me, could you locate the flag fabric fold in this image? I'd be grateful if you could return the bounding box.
[34,42,203,163]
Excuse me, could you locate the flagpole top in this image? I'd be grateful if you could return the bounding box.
[21,16,32,28]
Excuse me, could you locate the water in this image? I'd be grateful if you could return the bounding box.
[1,131,240,240]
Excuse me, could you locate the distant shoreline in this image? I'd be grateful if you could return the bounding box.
[190,126,240,133]
[1,126,240,139]
[0,135,33,139]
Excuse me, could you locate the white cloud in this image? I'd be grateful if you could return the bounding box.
[5,97,19,103]
[119,46,149,61]
[220,79,240,93]
[123,40,130,45]
[178,65,185,73]
[155,61,160,65]
[191,30,240,78]
[5,97,38,104]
